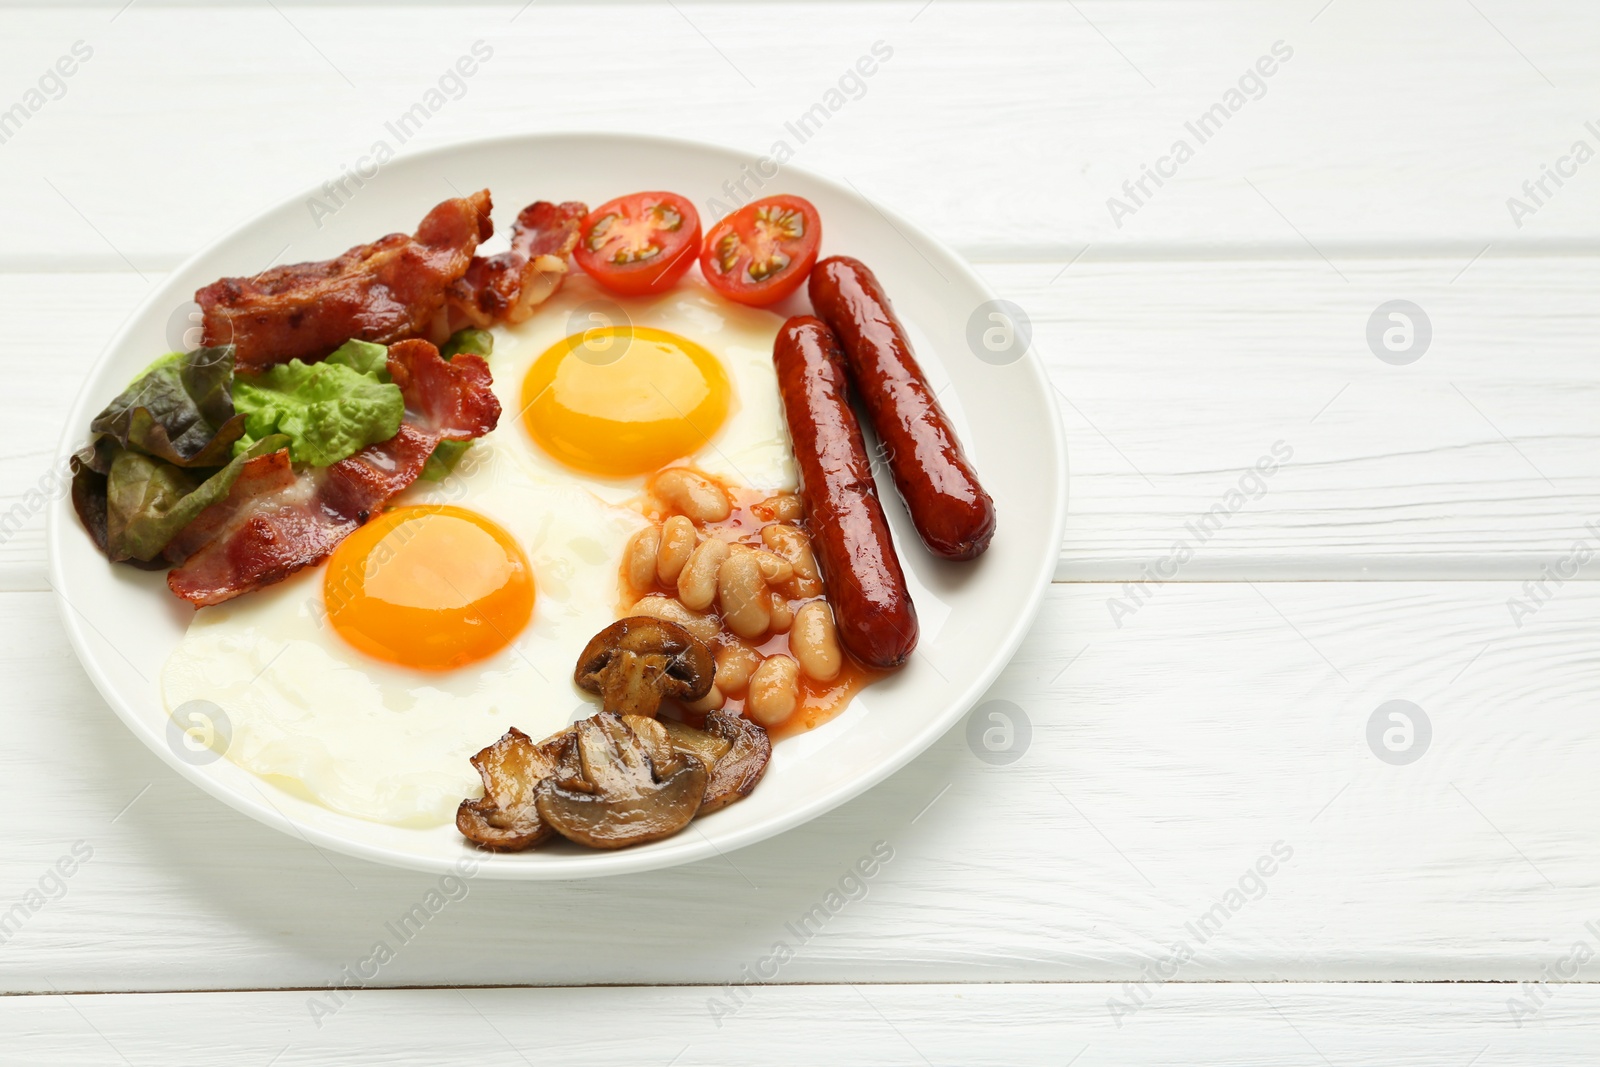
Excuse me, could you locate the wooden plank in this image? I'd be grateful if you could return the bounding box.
[5,256,1598,585]
[1032,252,1600,580]
[2,580,1596,992]
[3,983,1597,1065]
[0,272,151,590]
[1,2,1598,268]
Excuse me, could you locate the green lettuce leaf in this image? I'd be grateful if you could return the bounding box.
[98,435,290,563]
[420,439,472,481]
[324,338,391,378]
[232,355,403,467]
[439,328,493,361]
[87,345,245,468]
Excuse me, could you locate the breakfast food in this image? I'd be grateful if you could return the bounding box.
[808,256,997,561]
[773,317,918,669]
[157,272,780,828]
[618,465,883,729]
[166,339,500,606]
[699,195,821,307]
[197,192,495,374]
[573,191,702,296]
[75,182,1000,854]
[573,617,716,718]
[69,335,500,588]
[161,469,647,825]
[456,704,771,851]
[444,199,586,333]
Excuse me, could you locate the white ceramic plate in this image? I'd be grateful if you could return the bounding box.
[47,132,1067,879]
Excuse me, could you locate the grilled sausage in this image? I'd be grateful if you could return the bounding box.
[773,316,918,669]
[808,256,996,561]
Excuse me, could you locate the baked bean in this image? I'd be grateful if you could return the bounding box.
[656,515,698,584]
[760,524,824,597]
[629,594,720,644]
[790,601,842,682]
[677,537,730,611]
[768,591,794,634]
[652,468,731,523]
[684,684,725,715]
[753,493,804,522]
[714,644,762,696]
[751,549,795,585]
[625,524,661,591]
[717,549,771,639]
[746,654,800,727]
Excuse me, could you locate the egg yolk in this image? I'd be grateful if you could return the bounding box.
[323,506,534,671]
[521,325,732,477]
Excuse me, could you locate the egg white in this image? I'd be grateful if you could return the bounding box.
[161,275,793,828]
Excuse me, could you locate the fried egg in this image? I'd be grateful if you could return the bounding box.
[495,273,796,499]
[161,273,790,827]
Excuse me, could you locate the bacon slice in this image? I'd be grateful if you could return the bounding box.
[165,340,500,607]
[382,337,500,447]
[438,200,586,335]
[198,191,495,375]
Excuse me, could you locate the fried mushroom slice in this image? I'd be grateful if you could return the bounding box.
[659,717,731,774]
[535,712,709,849]
[699,712,773,813]
[456,727,571,851]
[621,714,680,771]
[574,618,715,718]
[659,712,771,813]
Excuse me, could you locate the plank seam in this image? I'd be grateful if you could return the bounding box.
[0,978,1565,999]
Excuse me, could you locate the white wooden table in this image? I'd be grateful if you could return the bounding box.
[4,1,1598,1062]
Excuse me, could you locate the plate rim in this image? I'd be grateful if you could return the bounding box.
[45,129,1069,880]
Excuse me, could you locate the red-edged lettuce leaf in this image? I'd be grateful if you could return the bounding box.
[69,440,117,561]
[165,340,500,607]
[103,435,291,564]
[70,432,289,565]
[71,345,248,561]
[86,346,245,469]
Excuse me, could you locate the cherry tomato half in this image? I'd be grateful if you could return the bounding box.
[699,195,822,307]
[573,192,702,297]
